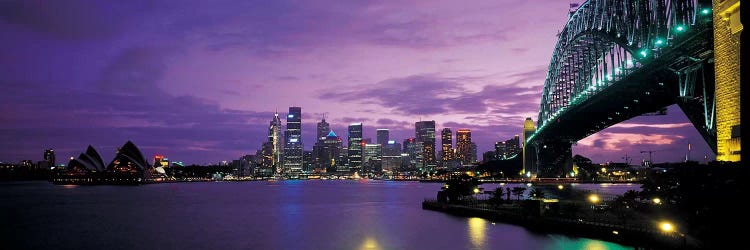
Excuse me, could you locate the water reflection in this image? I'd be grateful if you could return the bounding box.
[468,217,487,249]
[359,237,381,250]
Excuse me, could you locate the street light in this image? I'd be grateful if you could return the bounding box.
[652,198,662,205]
[588,194,600,203]
[473,188,480,194]
[557,185,564,190]
[659,221,675,233]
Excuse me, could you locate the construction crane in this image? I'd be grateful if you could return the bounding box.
[640,149,668,167]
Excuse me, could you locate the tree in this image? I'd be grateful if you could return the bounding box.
[511,187,527,200]
[443,174,480,203]
[529,188,545,199]
[491,187,504,205]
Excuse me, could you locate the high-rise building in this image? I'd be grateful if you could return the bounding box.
[303,151,314,173]
[495,135,520,160]
[403,138,417,168]
[317,118,330,145]
[376,129,389,147]
[338,147,349,172]
[283,107,303,175]
[347,123,363,173]
[313,117,331,170]
[44,149,55,167]
[363,144,382,174]
[382,140,401,172]
[319,130,343,173]
[268,112,284,174]
[456,129,472,165]
[441,128,453,164]
[522,117,537,175]
[415,121,436,170]
[470,142,477,163]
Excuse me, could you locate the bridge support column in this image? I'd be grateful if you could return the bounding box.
[534,140,573,178]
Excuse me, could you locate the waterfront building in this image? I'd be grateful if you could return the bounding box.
[456,129,472,165]
[382,140,401,172]
[319,130,342,173]
[495,135,520,160]
[337,147,349,172]
[415,121,436,171]
[268,112,284,174]
[44,149,55,168]
[376,129,389,147]
[283,107,303,175]
[441,128,453,165]
[53,141,154,184]
[363,144,382,173]
[347,123,363,173]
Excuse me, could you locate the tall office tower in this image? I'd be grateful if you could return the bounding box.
[415,121,436,170]
[260,141,275,176]
[268,112,284,174]
[495,135,521,160]
[347,123,363,173]
[44,149,55,167]
[319,130,342,173]
[382,140,402,172]
[317,118,330,145]
[522,117,537,175]
[470,142,477,163]
[283,107,303,175]
[313,117,331,170]
[441,128,453,165]
[303,151,314,173]
[337,147,349,172]
[456,129,472,165]
[403,138,417,168]
[376,129,390,146]
[363,144,382,174]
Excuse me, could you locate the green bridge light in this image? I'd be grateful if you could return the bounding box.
[675,25,686,32]
[655,39,665,46]
[639,49,648,57]
[701,8,711,15]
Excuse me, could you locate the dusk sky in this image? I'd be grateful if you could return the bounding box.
[0,0,714,165]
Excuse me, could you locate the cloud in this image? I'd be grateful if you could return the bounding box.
[319,73,542,118]
[0,0,147,40]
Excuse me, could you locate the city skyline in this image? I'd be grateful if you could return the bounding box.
[0,0,714,165]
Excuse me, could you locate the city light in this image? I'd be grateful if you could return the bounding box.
[473,188,480,194]
[652,198,662,205]
[654,38,665,46]
[588,194,600,203]
[557,185,564,190]
[659,221,675,233]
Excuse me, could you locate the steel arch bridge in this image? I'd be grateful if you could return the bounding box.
[526,0,717,177]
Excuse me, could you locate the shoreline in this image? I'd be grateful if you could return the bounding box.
[421,200,696,249]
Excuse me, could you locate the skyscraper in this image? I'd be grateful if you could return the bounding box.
[376,129,389,147]
[495,135,520,160]
[363,143,382,174]
[283,107,303,175]
[470,142,477,163]
[522,117,537,175]
[44,149,55,167]
[347,123,363,173]
[415,121,436,170]
[313,117,331,170]
[320,130,342,173]
[317,118,330,145]
[441,128,453,165]
[268,112,284,174]
[456,129,472,165]
[382,140,401,172]
[403,138,417,168]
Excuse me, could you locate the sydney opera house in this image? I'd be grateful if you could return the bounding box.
[51,141,166,185]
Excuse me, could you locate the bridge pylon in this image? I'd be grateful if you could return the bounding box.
[534,139,573,178]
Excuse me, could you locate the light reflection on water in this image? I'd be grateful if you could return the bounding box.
[468,217,487,249]
[0,181,634,250]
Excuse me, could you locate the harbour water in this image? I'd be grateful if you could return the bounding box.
[1,181,635,249]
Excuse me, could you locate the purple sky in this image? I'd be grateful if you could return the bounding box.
[0,0,714,165]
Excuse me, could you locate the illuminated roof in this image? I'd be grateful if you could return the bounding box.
[327,130,337,137]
